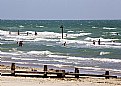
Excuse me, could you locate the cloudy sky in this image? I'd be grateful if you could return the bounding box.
[0,0,121,20]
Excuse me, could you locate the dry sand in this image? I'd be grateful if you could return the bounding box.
[0,76,121,86]
[0,64,121,86]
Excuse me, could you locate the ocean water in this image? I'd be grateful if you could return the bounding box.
[0,20,121,75]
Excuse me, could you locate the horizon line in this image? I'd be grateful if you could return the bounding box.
[1,19,121,21]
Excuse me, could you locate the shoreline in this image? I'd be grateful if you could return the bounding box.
[1,62,121,77]
[1,63,121,86]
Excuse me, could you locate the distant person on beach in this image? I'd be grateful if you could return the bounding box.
[98,39,101,45]
[35,31,37,35]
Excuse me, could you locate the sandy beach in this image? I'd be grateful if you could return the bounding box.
[1,76,121,86]
[0,64,121,86]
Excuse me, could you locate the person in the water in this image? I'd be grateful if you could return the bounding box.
[18,41,23,47]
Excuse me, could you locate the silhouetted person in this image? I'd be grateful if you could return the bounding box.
[19,41,23,47]
[27,32,29,35]
[63,42,66,46]
[18,30,20,35]
[35,31,37,35]
[98,39,101,45]
[93,40,95,45]
[116,33,119,35]
[65,33,68,38]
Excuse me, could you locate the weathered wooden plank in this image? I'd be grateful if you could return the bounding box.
[65,73,117,78]
[15,71,45,74]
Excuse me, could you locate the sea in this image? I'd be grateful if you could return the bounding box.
[0,20,121,76]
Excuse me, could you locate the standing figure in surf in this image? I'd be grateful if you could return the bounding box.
[98,39,101,45]
[93,40,95,45]
[18,41,23,47]
[35,31,37,35]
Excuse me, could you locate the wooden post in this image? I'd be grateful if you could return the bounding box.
[60,25,63,39]
[43,65,47,78]
[44,65,47,71]
[75,68,79,78]
[105,71,109,79]
[11,63,15,76]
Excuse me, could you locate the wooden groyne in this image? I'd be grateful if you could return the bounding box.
[0,63,117,79]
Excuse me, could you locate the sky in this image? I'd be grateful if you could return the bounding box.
[0,0,121,20]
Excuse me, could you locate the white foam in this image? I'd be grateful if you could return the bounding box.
[103,27,116,30]
[27,50,53,55]
[0,30,9,35]
[67,56,121,63]
[1,61,12,63]
[100,52,110,55]
[84,37,119,42]
[79,66,103,71]
[20,58,37,61]
[54,64,71,68]
[0,51,20,56]
[53,59,73,64]
[36,26,44,28]
[11,57,21,60]
[67,33,91,38]
[67,31,74,33]
[48,55,68,58]
[11,57,37,61]
[38,59,52,62]
[15,62,29,64]
[19,25,24,28]
[92,27,98,28]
